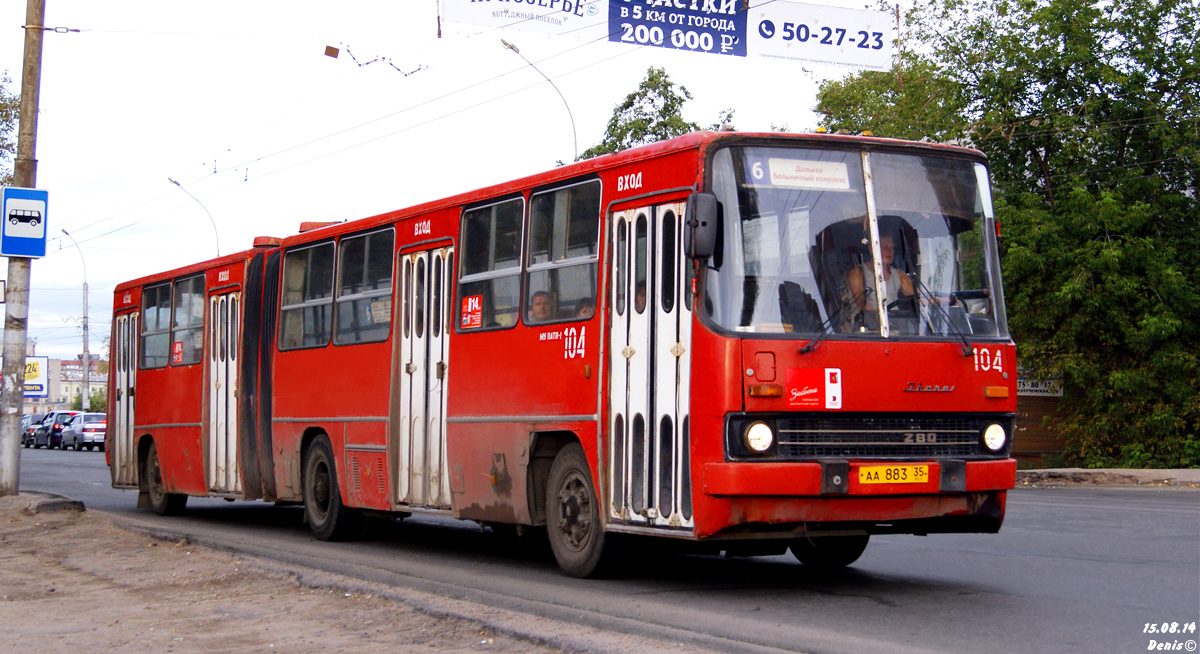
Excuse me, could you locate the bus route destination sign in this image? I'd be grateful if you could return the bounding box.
[1,187,49,258]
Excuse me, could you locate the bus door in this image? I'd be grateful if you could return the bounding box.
[111,311,138,486]
[608,202,693,529]
[395,246,453,509]
[206,292,241,494]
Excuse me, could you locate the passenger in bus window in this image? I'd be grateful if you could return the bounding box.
[635,283,647,313]
[530,290,554,323]
[575,298,594,319]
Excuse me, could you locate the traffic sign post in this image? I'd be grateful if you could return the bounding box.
[1,187,49,258]
[3,0,48,497]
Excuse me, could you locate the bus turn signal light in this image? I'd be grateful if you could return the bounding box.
[984,386,1009,398]
[748,384,783,398]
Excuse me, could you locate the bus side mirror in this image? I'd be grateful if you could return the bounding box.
[684,192,719,260]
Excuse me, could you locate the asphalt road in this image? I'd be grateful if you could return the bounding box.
[17,447,1200,654]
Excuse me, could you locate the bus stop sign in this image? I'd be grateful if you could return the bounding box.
[1,187,49,258]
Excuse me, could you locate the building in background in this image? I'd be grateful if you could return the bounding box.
[58,354,105,405]
[19,344,106,415]
[1013,369,1065,466]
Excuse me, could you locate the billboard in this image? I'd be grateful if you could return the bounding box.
[24,356,49,398]
[444,0,893,70]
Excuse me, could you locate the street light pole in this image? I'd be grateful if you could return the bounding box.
[501,39,578,162]
[61,229,88,412]
[167,178,220,258]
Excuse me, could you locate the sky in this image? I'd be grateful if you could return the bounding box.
[1,0,888,361]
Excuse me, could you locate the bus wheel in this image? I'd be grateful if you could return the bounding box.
[303,437,363,541]
[789,534,870,570]
[144,441,187,516]
[546,443,610,578]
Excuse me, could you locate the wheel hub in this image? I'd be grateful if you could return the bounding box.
[311,464,331,521]
[556,471,591,551]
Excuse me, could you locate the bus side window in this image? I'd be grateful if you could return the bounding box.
[334,228,395,345]
[458,198,524,330]
[171,274,205,365]
[525,180,600,323]
[279,242,335,349]
[140,283,171,369]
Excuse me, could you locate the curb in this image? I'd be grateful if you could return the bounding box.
[1016,469,1200,488]
[14,490,87,514]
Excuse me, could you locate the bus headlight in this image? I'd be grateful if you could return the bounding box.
[982,423,1007,452]
[744,421,775,454]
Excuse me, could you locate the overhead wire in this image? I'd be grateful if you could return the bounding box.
[63,19,650,248]
[59,0,779,241]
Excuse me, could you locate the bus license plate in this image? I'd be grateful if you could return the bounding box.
[858,464,929,485]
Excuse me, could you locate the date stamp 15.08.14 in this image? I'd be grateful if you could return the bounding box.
[1144,621,1197,651]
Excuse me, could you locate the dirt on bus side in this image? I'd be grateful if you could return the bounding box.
[0,493,705,654]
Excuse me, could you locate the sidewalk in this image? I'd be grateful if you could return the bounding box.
[1017,468,1200,488]
[0,492,706,654]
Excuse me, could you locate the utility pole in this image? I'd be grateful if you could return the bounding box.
[81,287,88,410]
[1,0,46,496]
[62,229,88,411]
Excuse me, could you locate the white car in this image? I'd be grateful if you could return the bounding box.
[61,412,107,451]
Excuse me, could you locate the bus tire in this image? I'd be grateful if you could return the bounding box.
[303,437,363,541]
[546,443,611,578]
[144,441,188,516]
[789,534,869,570]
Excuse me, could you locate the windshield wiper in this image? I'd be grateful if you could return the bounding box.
[907,273,973,357]
[799,287,871,354]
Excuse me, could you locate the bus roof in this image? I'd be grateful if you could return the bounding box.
[114,130,985,291]
[269,130,985,248]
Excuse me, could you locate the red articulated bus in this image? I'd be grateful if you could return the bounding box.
[107,131,1017,577]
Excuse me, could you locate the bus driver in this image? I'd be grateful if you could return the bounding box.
[845,235,915,320]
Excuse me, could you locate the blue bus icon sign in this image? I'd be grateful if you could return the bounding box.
[1,187,49,258]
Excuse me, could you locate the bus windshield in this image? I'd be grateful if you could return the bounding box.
[704,145,1008,339]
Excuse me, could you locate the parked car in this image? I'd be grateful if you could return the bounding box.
[20,415,36,447]
[61,412,107,451]
[32,410,80,449]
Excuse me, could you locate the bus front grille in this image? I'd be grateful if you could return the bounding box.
[776,415,986,459]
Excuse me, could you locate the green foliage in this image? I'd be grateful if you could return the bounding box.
[815,53,968,142]
[1002,190,1200,467]
[907,0,1199,206]
[0,71,17,186]
[70,389,107,413]
[579,67,700,159]
[817,0,1200,467]
[708,108,735,131]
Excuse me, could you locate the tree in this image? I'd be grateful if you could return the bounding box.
[814,53,967,143]
[0,71,17,186]
[70,389,106,413]
[579,67,701,159]
[817,0,1200,467]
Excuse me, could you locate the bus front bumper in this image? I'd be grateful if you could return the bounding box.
[694,458,1016,538]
